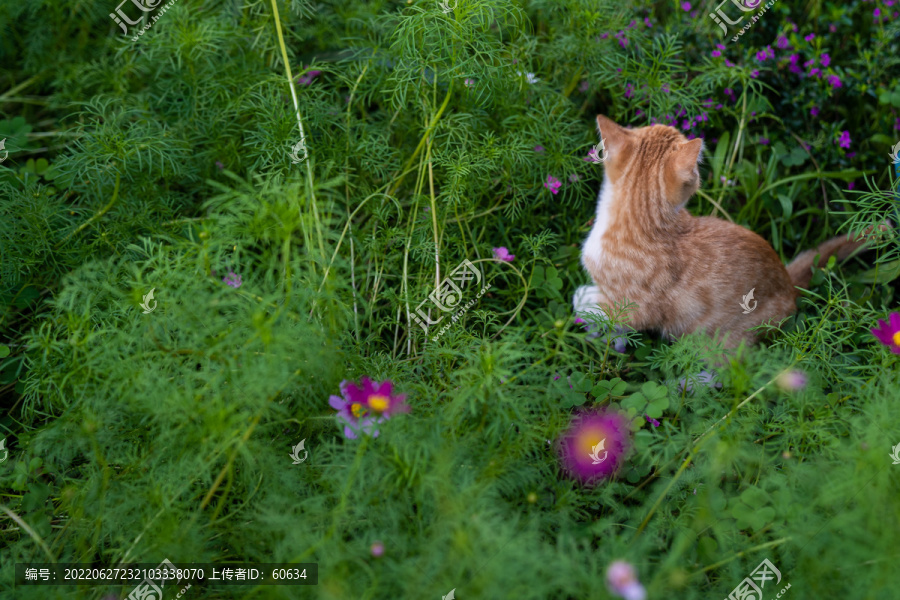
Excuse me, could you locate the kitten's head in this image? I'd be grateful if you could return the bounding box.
[595,114,703,208]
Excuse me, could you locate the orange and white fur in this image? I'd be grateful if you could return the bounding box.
[574,115,873,351]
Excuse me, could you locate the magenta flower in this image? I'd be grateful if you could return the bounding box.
[829,24,837,32]
[874,8,881,18]
[329,377,409,439]
[827,74,842,88]
[544,175,562,194]
[809,68,821,78]
[370,541,385,557]
[755,46,774,62]
[750,70,759,79]
[223,271,242,288]
[810,106,820,117]
[681,1,691,11]
[848,181,856,190]
[838,130,851,149]
[758,137,770,145]
[574,317,585,324]
[644,17,652,27]
[534,145,545,153]
[776,35,790,49]
[464,78,475,87]
[871,312,900,354]
[297,69,322,85]
[776,370,808,391]
[711,49,721,58]
[644,414,660,428]
[606,561,647,600]
[557,409,631,485]
[804,33,815,42]
[820,53,831,67]
[895,117,900,131]
[724,88,735,101]
[625,83,634,98]
[493,246,516,262]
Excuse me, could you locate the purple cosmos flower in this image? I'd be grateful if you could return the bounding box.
[724,88,735,101]
[848,181,856,190]
[759,137,770,145]
[755,46,775,62]
[750,70,759,79]
[874,8,881,18]
[711,49,721,58]
[895,117,900,131]
[716,43,726,50]
[776,370,808,391]
[644,414,660,428]
[625,83,634,98]
[223,271,242,288]
[534,145,545,153]
[776,35,790,49]
[329,377,409,439]
[544,175,562,194]
[557,409,631,485]
[493,247,516,262]
[569,173,579,183]
[810,106,820,117]
[803,59,815,68]
[574,317,585,324]
[644,17,652,28]
[370,541,385,557]
[297,69,322,85]
[804,33,815,42]
[464,78,475,87]
[827,74,842,88]
[838,130,851,149]
[871,312,900,354]
[661,83,670,94]
[809,68,821,78]
[681,2,691,11]
[820,53,831,67]
[606,561,647,600]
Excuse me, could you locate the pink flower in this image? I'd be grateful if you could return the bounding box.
[874,8,881,17]
[557,409,631,485]
[544,175,562,194]
[758,137,770,145]
[625,83,634,98]
[827,74,842,88]
[724,88,735,101]
[606,561,647,600]
[848,181,856,190]
[809,68,821,78]
[681,1,691,11]
[223,271,242,288]
[776,370,808,391]
[871,312,900,354]
[838,130,851,149]
[820,53,831,67]
[711,49,721,58]
[644,414,660,427]
[804,33,815,42]
[329,377,410,439]
[464,78,475,87]
[776,35,790,49]
[493,246,516,262]
[297,69,321,85]
[370,541,385,557]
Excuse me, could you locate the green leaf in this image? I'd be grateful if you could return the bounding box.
[591,377,627,399]
[852,259,900,284]
[776,194,793,219]
[0,345,9,358]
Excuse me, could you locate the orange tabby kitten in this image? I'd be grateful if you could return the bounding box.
[574,114,874,350]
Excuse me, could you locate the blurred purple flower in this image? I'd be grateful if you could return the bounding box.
[579,80,590,92]
[370,541,385,557]
[493,247,516,262]
[804,33,815,42]
[681,2,691,11]
[606,561,647,600]
[838,130,851,149]
[827,74,842,88]
[810,106,820,117]
[776,35,790,49]
[776,370,808,391]
[544,175,562,195]
[534,145,545,153]
[820,53,831,67]
[557,409,632,485]
[644,414,660,428]
[297,69,321,85]
[758,137,770,145]
[223,271,242,288]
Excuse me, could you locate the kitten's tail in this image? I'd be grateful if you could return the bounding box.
[786,223,891,289]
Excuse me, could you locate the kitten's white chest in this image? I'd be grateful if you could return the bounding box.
[581,176,615,270]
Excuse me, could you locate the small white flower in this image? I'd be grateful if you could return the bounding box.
[516,71,539,84]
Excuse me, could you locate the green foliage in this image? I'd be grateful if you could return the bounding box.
[1,0,899,599]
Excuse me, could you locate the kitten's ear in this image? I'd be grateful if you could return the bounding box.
[596,114,631,155]
[672,138,704,175]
